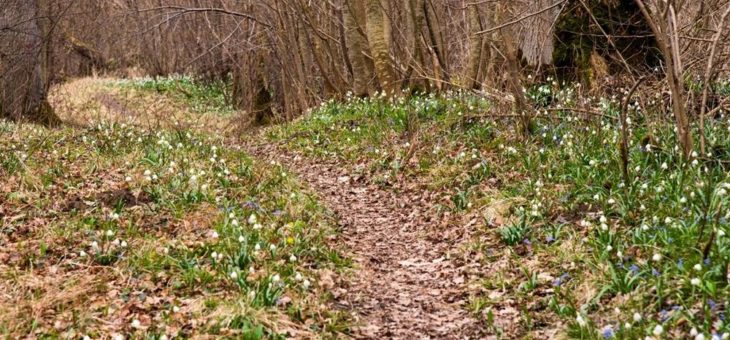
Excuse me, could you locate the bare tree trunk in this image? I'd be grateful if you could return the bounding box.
[635,0,693,158]
[424,0,449,85]
[366,0,398,96]
[0,0,60,126]
[344,0,375,97]
[406,0,429,91]
[496,4,530,138]
[466,3,483,89]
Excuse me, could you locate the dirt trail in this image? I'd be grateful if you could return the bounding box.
[246,143,484,339]
[85,86,485,338]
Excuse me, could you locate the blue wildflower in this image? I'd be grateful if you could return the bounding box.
[708,299,718,310]
[602,326,615,339]
[629,264,640,275]
[677,258,684,270]
[659,309,669,322]
[553,273,570,287]
[652,268,660,276]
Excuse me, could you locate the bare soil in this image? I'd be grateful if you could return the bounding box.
[246,143,486,339]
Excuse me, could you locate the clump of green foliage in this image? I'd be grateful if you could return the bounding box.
[0,119,349,338]
[117,75,234,115]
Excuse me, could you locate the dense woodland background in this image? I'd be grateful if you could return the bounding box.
[2,0,729,143]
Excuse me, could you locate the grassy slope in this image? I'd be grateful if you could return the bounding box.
[269,89,730,338]
[0,79,350,338]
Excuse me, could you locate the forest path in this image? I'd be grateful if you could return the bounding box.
[64,81,487,338]
[245,142,485,339]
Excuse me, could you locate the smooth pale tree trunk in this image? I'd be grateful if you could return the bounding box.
[0,0,60,125]
[344,0,375,97]
[366,0,398,96]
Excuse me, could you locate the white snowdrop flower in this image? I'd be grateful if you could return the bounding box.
[238,235,245,242]
[695,334,706,340]
[719,229,726,237]
[589,159,597,166]
[635,165,641,172]
[211,251,218,260]
[692,151,699,158]
[680,197,687,204]
[692,159,699,166]
[295,272,303,281]
[254,243,261,251]
[131,319,141,329]
[652,253,662,262]
[91,241,100,251]
[633,312,642,322]
[691,278,701,286]
[143,169,152,176]
[152,174,158,181]
[230,271,238,280]
[159,335,168,340]
[694,263,702,271]
[125,176,132,182]
[105,229,114,237]
[289,255,297,262]
[112,334,125,340]
[607,198,616,204]
[210,230,219,239]
[172,306,180,313]
[303,279,311,289]
[269,244,277,251]
[600,216,608,223]
[719,188,728,196]
[231,218,239,226]
[641,183,648,190]
[110,212,120,220]
[576,314,587,327]
[606,245,613,252]
[253,223,262,230]
[641,224,650,231]
[120,240,128,248]
[691,328,699,337]
[79,250,88,257]
[248,214,257,224]
[661,162,668,170]
[664,217,672,224]
[593,194,600,200]
[601,223,609,231]
[272,274,281,283]
[653,325,664,336]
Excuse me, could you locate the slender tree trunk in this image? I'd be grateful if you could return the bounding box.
[635,0,693,158]
[406,0,427,91]
[344,0,375,97]
[366,0,398,96]
[466,3,483,89]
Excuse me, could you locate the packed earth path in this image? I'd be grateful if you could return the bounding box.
[244,142,485,339]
